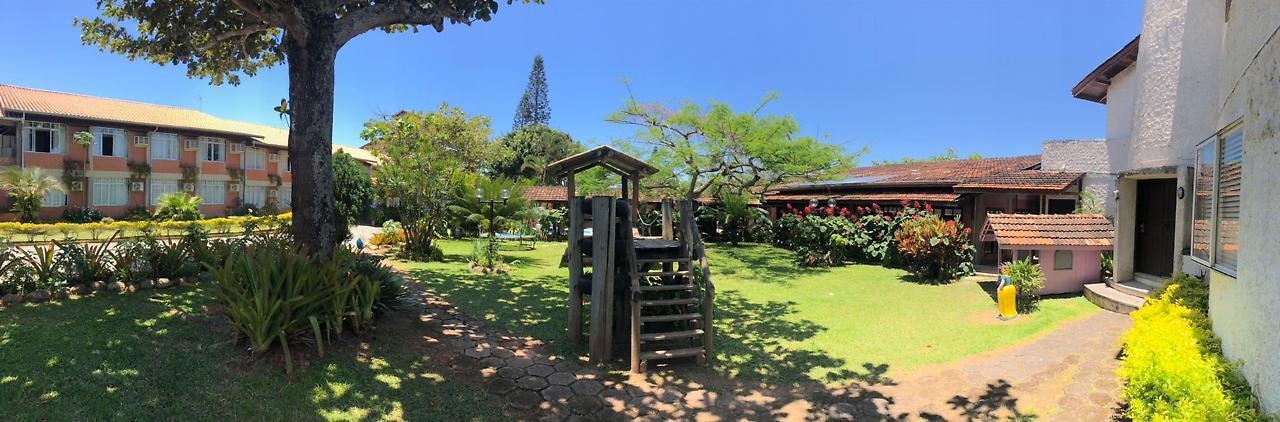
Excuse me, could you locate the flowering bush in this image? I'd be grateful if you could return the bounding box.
[792,214,857,266]
[894,213,975,282]
[772,209,802,249]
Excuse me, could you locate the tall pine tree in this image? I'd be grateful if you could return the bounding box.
[513,54,551,129]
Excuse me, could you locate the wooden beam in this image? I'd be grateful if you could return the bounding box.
[567,193,584,345]
[589,196,614,363]
[661,199,674,240]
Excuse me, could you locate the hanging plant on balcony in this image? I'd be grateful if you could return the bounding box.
[179,163,199,185]
[268,173,283,187]
[227,167,246,183]
[127,161,151,180]
[72,131,93,149]
[62,158,86,183]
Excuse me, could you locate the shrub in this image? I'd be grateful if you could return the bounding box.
[58,230,120,285]
[153,192,203,221]
[0,241,34,295]
[21,244,65,290]
[209,246,377,375]
[772,212,801,249]
[1100,252,1114,282]
[792,215,857,266]
[350,253,408,314]
[1120,285,1261,421]
[894,214,975,282]
[1151,272,1209,313]
[62,207,105,223]
[124,206,152,221]
[1003,257,1044,312]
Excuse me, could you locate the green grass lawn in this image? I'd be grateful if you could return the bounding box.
[398,240,1100,385]
[0,284,504,421]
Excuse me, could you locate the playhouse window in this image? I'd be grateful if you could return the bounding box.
[1053,250,1073,270]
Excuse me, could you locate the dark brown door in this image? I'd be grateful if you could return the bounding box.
[1134,179,1177,277]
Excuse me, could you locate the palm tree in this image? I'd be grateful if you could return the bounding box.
[701,192,769,245]
[153,192,204,221]
[0,167,65,222]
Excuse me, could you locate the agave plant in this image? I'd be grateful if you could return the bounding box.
[153,192,203,221]
[22,244,64,289]
[57,230,121,285]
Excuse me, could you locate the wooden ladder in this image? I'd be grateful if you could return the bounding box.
[627,200,715,373]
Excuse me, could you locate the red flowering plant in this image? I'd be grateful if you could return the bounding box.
[848,200,931,264]
[894,213,976,282]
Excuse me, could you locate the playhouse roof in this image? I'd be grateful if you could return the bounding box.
[982,214,1115,248]
[546,145,659,179]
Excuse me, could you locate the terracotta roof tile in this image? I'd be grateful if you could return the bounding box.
[521,185,753,205]
[775,155,1041,191]
[982,214,1114,247]
[767,191,961,203]
[953,170,1083,192]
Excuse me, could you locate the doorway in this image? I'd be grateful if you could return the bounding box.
[1134,179,1176,277]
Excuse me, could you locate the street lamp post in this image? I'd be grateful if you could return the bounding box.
[477,188,510,266]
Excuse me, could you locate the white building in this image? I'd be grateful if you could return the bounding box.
[1073,0,1280,412]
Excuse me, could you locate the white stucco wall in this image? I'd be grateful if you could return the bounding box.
[1041,140,1115,217]
[1105,66,1138,173]
[1206,0,1280,412]
[1125,0,1204,170]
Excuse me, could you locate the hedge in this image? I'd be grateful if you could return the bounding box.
[0,213,292,242]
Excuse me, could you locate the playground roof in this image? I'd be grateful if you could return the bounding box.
[546,145,659,179]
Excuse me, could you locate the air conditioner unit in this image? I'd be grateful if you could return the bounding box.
[184,139,199,150]
[130,182,145,192]
[228,183,241,192]
[267,189,278,198]
[268,153,280,162]
[69,181,84,192]
[230,143,244,152]
[182,183,195,192]
[133,136,150,146]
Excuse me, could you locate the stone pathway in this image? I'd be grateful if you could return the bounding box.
[406,282,1131,421]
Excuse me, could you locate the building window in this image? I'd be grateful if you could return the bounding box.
[202,137,225,162]
[93,127,126,157]
[92,177,128,206]
[41,189,67,208]
[23,121,65,153]
[1193,124,1243,274]
[198,180,226,205]
[150,179,182,205]
[244,148,266,170]
[243,185,268,207]
[1047,198,1077,214]
[151,132,180,161]
[1053,250,1073,270]
[278,187,292,208]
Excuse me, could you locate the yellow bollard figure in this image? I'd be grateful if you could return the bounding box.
[997,271,1018,320]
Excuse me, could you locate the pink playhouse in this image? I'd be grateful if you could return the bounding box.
[981,214,1115,295]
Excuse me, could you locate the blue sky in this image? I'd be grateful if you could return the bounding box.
[0,1,1141,164]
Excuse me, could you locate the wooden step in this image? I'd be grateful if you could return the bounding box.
[640,313,702,323]
[640,347,704,360]
[635,270,691,278]
[636,257,694,264]
[639,298,697,307]
[636,284,694,292]
[639,329,704,342]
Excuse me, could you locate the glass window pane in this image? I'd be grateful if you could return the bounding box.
[1192,139,1215,262]
[1053,250,1073,270]
[1216,128,1243,271]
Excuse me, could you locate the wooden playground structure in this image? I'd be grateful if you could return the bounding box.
[546,146,716,373]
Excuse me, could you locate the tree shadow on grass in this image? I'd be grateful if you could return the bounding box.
[706,243,829,286]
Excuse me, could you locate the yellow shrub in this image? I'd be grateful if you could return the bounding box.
[1119,285,1260,421]
[369,230,404,246]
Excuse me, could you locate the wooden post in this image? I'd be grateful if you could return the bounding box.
[631,175,642,224]
[589,196,615,363]
[661,199,674,240]
[567,169,582,345]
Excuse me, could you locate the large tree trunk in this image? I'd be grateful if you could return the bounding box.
[285,25,340,255]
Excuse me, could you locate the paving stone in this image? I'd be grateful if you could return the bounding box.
[479,357,505,368]
[463,347,492,359]
[683,389,716,409]
[508,390,543,410]
[517,375,550,391]
[493,348,516,359]
[567,395,603,415]
[498,366,526,379]
[541,385,574,403]
[547,372,578,386]
[507,356,535,368]
[570,379,605,396]
[527,364,555,377]
[486,377,517,395]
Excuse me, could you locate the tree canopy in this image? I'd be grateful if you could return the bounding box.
[512,54,551,130]
[364,105,497,259]
[607,90,856,200]
[78,0,529,254]
[491,125,581,183]
[332,151,376,225]
[872,148,983,166]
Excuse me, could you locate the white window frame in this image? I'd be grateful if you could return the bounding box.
[1191,121,1244,277]
[150,132,180,161]
[1053,250,1073,270]
[201,137,225,162]
[91,177,129,207]
[198,180,226,205]
[278,186,292,208]
[23,121,66,154]
[149,179,182,205]
[92,127,127,158]
[243,148,267,170]
[41,189,67,208]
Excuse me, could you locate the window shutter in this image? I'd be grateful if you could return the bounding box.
[1215,129,1243,271]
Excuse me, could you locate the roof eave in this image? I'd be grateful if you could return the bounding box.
[1072,35,1141,104]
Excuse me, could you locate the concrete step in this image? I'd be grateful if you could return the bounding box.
[1084,283,1146,314]
[1133,272,1166,289]
[1108,279,1153,298]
